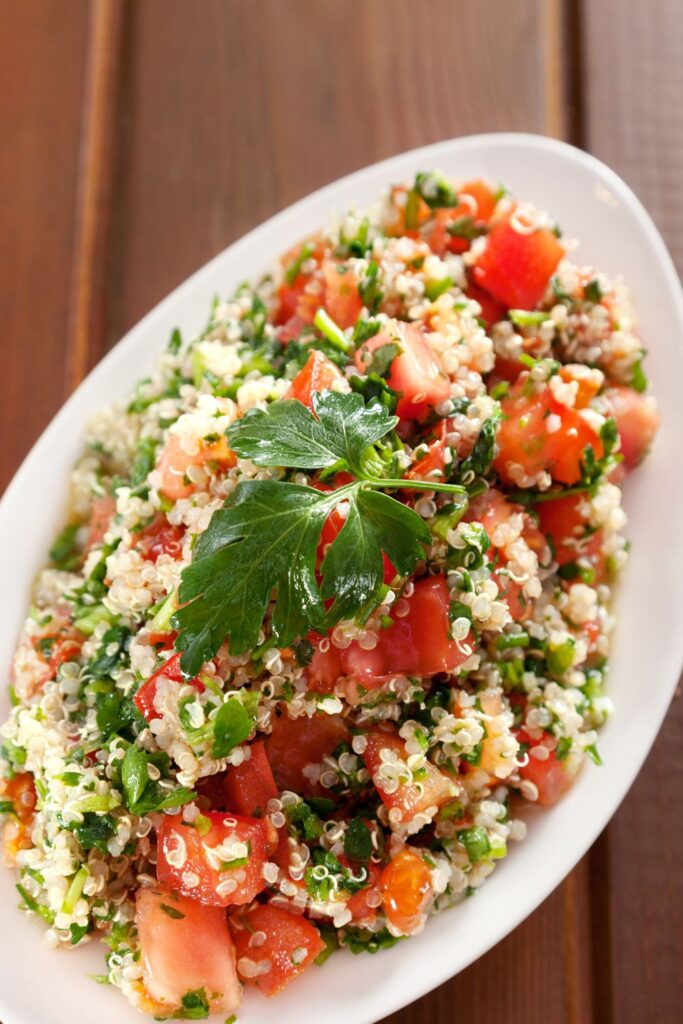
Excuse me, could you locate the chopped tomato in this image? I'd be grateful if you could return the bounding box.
[277,313,308,343]
[427,180,498,256]
[516,730,580,806]
[355,320,450,422]
[222,741,278,818]
[157,433,236,502]
[384,184,429,236]
[467,489,549,621]
[363,728,456,825]
[322,260,362,328]
[276,276,310,325]
[350,575,471,679]
[47,638,83,676]
[606,386,659,470]
[494,375,604,485]
[582,619,602,654]
[0,772,36,824]
[461,178,498,221]
[135,888,241,1016]
[558,364,603,409]
[87,495,116,550]
[2,815,33,866]
[275,238,322,325]
[156,810,271,906]
[307,576,472,691]
[137,515,185,562]
[344,859,382,924]
[536,493,605,572]
[305,637,344,693]
[134,652,204,723]
[473,211,564,310]
[466,281,507,330]
[288,350,343,410]
[381,848,433,935]
[265,712,350,795]
[403,438,447,487]
[230,903,325,997]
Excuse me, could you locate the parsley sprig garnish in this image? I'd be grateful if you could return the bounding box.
[173,390,466,676]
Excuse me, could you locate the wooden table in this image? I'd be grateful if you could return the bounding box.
[2,2,681,1021]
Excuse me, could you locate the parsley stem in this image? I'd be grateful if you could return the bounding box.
[367,477,468,495]
[314,308,352,353]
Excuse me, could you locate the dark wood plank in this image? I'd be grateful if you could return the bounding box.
[581,3,683,1021]
[0,0,89,490]
[113,0,567,338]
[65,0,127,388]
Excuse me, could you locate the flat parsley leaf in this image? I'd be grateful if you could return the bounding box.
[226,390,397,477]
[174,480,331,672]
[174,391,462,676]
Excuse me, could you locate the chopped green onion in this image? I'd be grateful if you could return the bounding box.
[62,866,89,913]
[313,308,352,353]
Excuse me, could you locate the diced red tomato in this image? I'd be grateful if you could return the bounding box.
[222,741,278,818]
[466,281,507,330]
[275,237,323,326]
[265,712,350,795]
[582,619,602,654]
[134,652,204,723]
[322,259,362,328]
[473,210,564,310]
[461,179,498,221]
[230,903,325,997]
[426,180,499,256]
[494,375,604,485]
[0,772,36,825]
[288,350,343,411]
[47,638,83,676]
[87,495,116,550]
[606,386,659,471]
[137,515,185,562]
[276,276,309,325]
[384,184,429,236]
[305,636,344,693]
[351,576,471,679]
[558,364,603,409]
[156,810,271,907]
[307,576,472,692]
[355,320,450,422]
[157,433,237,502]
[135,888,241,1016]
[516,730,580,806]
[403,439,447,487]
[536,493,604,571]
[277,313,308,344]
[485,356,525,393]
[381,848,433,935]
[467,489,549,621]
[343,859,382,924]
[363,728,456,826]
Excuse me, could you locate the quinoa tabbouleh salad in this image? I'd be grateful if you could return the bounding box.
[0,170,660,1020]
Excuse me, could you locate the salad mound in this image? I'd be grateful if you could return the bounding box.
[0,170,659,1019]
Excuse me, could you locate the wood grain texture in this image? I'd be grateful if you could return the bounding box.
[581,3,683,1021]
[0,0,88,491]
[65,0,127,388]
[113,0,561,337]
